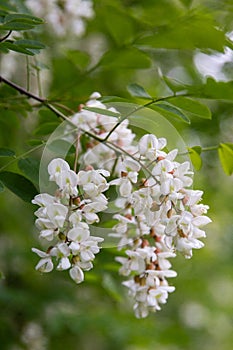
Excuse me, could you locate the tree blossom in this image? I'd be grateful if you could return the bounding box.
[32,93,211,318]
[32,158,107,284]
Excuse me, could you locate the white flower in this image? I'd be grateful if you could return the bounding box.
[32,248,53,273]
[32,193,55,207]
[56,169,79,197]
[77,169,109,197]
[138,134,167,160]
[50,243,71,271]
[46,203,68,228]
[67,223,90,243]
[69,265,84,284]
[48,158,70,182]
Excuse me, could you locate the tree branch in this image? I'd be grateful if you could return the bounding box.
[0,30,12,43]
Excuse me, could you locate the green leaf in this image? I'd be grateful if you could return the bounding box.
[169,97,211,119]
[4,13,44,25]
[135,13,225,51]
[14,39,45,50]
[83,106,120,118]
[34,122,60,136]
[0,1,16,11]
[0,171,38,202]
[100,96,130,104]
[0,147,15,157]
[163,76,187,93]
[27,139,44,146]
[153,101,190,124]
[66,50,90,70]
[218,143,233,175]
[0,22,36,31]
[18,158,40,185]
[1,41,35,55]
[202,77,233,101]
[100,47,151,69]
[104,7,136,46]
[188,146,202,170]
[127,83,152,99]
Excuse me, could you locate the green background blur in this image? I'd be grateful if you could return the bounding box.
[0,0,233,349]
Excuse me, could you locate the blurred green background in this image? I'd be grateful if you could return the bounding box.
[0,0,233,349]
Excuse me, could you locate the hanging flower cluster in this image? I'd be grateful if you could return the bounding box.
[32,93,211,318]
[32,158,109,284]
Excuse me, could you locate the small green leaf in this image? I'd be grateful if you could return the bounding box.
[188,146,202,170]
[4,13,44,25]
[127,83,152,99]
[18,158,40,185]
[27,139,44,146]
[34,122,60,136]
[0,22,36,31]
[153,101,190,123]
[0,171,38,202]
[14,39,45,50]
[218,143,233,175]
[163,76,187,93]
[1,41,35,55]
[83,106,120,118]
[169,97,211,119]
[66,50,90,70]
[100,96,129,103]
[0,147,15,157]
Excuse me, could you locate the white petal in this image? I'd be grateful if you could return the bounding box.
[57,257,71,271]
[35,258,53,273]
[32,248,48,258]
[69,266,84,284]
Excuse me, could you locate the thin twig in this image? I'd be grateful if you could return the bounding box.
[0,30,12,43]
[103,94,183,142]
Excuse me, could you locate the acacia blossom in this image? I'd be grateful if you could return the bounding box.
[32,92,211,318]
[32,158,108,284]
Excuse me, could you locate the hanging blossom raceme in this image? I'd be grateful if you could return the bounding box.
[32,158,109,284]
[32,92,211,318]
[107,133,212,318]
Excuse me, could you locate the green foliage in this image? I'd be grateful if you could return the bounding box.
[0,0,233,349]
[0,8,44,55]
[127,83,152,99]
[0,171,37,202]
[218,143,233,175]
[188,146,203,170]
[18,157,40,185]
[0,147,15,157]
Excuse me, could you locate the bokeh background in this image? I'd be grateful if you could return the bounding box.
[0,0,233,349]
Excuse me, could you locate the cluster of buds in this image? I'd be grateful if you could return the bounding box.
[32,93,211,318]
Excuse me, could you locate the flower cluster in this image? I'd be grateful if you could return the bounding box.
[33,93,211,318]
[32,158,109,284]
[26,0,94,37]
[108,134,211,318]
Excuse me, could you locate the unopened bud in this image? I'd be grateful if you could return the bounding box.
[167,208,173,218]
[141,239,149,248]
[121,171,128,177]
[150,201,160,212]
